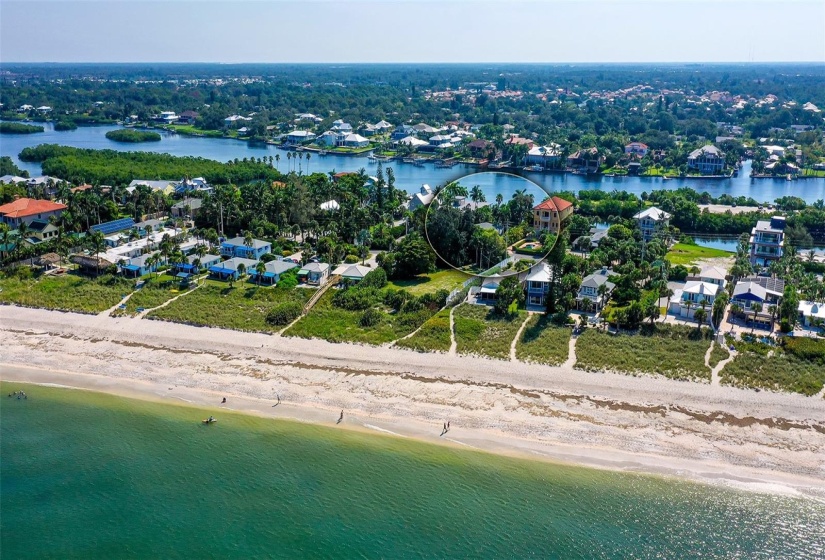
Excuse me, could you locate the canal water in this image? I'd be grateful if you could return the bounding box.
[2,122,824,203]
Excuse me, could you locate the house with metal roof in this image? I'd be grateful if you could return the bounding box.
[525,263,552,308]
[576,268,618,312]
[687,145,726,175]
[731,276,785,327]
[669,281,719,323]
[298,262,331,286]
[208,257,259,281]
[220,236,272,260]
[249,259,298,285]
[633,206,671,242]
[332,263,372,282]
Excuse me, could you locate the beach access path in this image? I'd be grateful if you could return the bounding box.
[1,305,823,499]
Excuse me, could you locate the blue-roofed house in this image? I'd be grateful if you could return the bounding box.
[208,257,259,281]
[173,253,221,275]
[249,259,298,285]
[120,252,163,277]
[220,236,272,260]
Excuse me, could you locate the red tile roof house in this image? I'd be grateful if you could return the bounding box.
[532,197,574,234]
[0,198,67,228]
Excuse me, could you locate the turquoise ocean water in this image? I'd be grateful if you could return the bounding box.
[2,383,823,559]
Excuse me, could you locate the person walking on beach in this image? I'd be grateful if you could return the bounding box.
[221,397,226,404]
[337,410,344,424]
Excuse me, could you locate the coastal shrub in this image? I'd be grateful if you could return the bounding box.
[277,269,298,289]
[266,301,303,326]
[783,337,825,364]
[359,307,382,327]
[344,254,359,264]
[707,342,730,368]
[333,286,381,310]
[720,352,825,396]
[0,273,131,314]
[361,268,387,289]
[453,304,526,360]
[105,129,162,143]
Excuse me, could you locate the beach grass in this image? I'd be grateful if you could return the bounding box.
[148,282,309,332]
[720,338,825,395]
[707,342,730,369]
[515,315,571,366]
[453,304,526,360]
[121,281,193,314]
[0,273,131,314]
[387,269,468,295]
[665,243,732,266]
[284,290,435,345]
[575,325,712,381]
[394,308,453,353]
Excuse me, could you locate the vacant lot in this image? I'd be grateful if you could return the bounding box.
[0,273,131,314]
[515,315,571,366]
[284,290,435,345]
[575,325,712,381]
[666,243,732,266]
[149,283,309,332]
[453,304,526,360]
[387,269,468,295]
[395,308,453,353]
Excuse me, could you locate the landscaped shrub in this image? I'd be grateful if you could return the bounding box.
[361,267,387,289]
[277,269,298,289]
[359,307,383,327]
[333,286,382,310]
[344,254,359,264]
[265,301,304,325]
[783,337,825,364]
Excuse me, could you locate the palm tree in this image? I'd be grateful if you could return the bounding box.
[255,260,267,285]
[750,303,763,333]
[470,185,486,204]
[597,283,609,311]
[275,153,281,170]
[684,299,694,323]
[306,153,311,174]
[694,308,707,330]
[243,231,254,256]
[287,152,292,172]
[86,230,106,276]
[768,304,777,331]
[237,263,246,285]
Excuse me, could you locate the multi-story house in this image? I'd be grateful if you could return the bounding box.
[532,197,574,234]
[749,216,785,267]
[669,281,719,323]
[624,142,649,157]
[687,145,726,175]
[731,276,785,328]
[632,207,671,242]
[220,236,272,260]
[0,198,67,228]
[576,268,618,311]
[525,263,552,307]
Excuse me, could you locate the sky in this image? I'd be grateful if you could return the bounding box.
[1,0,824,64]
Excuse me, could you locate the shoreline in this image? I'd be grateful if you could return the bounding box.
[6,367,824,500]
[2,305,824,499]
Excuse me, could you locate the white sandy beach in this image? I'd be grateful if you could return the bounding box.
[1,305,824,498]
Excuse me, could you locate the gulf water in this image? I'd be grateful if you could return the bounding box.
[2,383,823,559]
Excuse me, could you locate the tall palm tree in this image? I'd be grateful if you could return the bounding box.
[255,260,267,285]
[694,308,707,330]
[287,152,292,172]
[243,231,254,257]
[275,153,280,170]
[306,153,311,174]
[768,304,777,331]
[750,303,763,333]
[237,263,247,285]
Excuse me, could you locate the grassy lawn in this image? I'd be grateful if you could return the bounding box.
[720,338,825,395]
[801,169,825,178]
[387,269,468,295]
[575,324,712,381]
[453,304,526,360]
[666,243,732,266]
[284,290,435,345]
[0,273,131,314]
[515,315,571,366]
[707,342,730,368]
[148,283,310,332]
[394,308,452,353]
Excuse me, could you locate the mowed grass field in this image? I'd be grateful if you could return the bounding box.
[0,273,132,314]
[665,243,732,266]
[453,304,526,360]
[387,269,468,295]
[575,325,712,381]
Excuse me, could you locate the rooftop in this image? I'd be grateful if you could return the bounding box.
[533,196,573,213]
[0,198,67,219]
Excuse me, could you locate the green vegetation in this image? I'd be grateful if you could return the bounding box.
[0,272,131,314]
[265,301,303,326]
[0,122,44,134]
[575,325,712,381]
[284,290,435,345]
[707,342,730,369]
[394,308,453,353]
[515,315,571,366]
[0,156,28,179]
[121,280,192,315]
[105,129,162,143]
[148,283,310,332]
[19,144,281,185]
[721,337,825,395]
[386,269,467,295]
[453,304,526,360]
[665,243,732,266]
[54,121,78,131]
